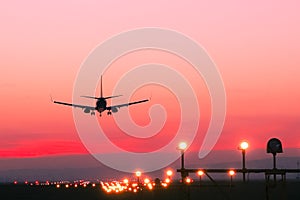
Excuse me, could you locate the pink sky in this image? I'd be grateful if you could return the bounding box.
[0,0,300,162]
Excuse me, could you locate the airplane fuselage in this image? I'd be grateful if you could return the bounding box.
[96,98,107,113]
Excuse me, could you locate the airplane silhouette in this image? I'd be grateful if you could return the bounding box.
[52,76,149,116]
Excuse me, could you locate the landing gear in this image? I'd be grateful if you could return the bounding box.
[107,111,112,115]
[91,112,95,116]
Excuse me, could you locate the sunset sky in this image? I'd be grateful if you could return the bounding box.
[1,1,300,172]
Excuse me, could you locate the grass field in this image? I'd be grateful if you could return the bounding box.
[1,180,300,200]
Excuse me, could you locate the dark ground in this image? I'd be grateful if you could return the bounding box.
[1,180,300,200]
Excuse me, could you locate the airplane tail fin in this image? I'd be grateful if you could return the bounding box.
[100,75,103,98]
[97,75,121,99]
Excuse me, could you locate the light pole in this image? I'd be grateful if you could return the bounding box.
[197,170,204,186]
[178,142,187,182]
[135,171,141,187]
[229,170,235,188]
[238,141,249,182]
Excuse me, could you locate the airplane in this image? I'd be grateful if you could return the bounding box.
[52,76,149,116]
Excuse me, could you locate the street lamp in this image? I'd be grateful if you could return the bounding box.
[178,142,188,182]
[178,142,187,169]
[135,171,142,186]
[238,141,249,182]
[228,170,235,187]
[197,170,204,186]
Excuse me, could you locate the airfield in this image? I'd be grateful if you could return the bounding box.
[1,179,300,200]
[1,139,300,200]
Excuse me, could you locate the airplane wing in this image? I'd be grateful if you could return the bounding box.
[107,99,149,110]
[53,100,95,110]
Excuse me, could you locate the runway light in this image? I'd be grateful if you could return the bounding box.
[56,184,60,188]
[239,141,249,150]
[229,170,236,176]
[123,178,129,184]
[197,170,204,176]
[161,183,168,187]
[147,183,153,190]
[166,170,173,177]
[165,178,171,183]
[132,183,138,187]
[144,178,150,184]
[185,177,192,184]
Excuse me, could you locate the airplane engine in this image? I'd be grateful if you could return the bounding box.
[111,107,118,113]
[84,108,90,113]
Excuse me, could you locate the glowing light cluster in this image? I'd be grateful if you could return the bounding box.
[12,176,174,194]
[101,181,127,194]
[100,177,172,194]
[11,179,99,189]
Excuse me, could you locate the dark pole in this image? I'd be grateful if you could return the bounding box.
[181,150,185,169]
[199,176,202,187]
[181,150,185,182]
[242,149,246,182]
[273,153,277,169]
[273,153,277,181]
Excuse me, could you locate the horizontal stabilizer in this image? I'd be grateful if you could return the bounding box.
[104,95,122,99]
[80,95,99,99]
[81,95,122,100]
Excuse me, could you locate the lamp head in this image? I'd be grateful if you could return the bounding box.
[239,141,249,150]
[178,142,187,150]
